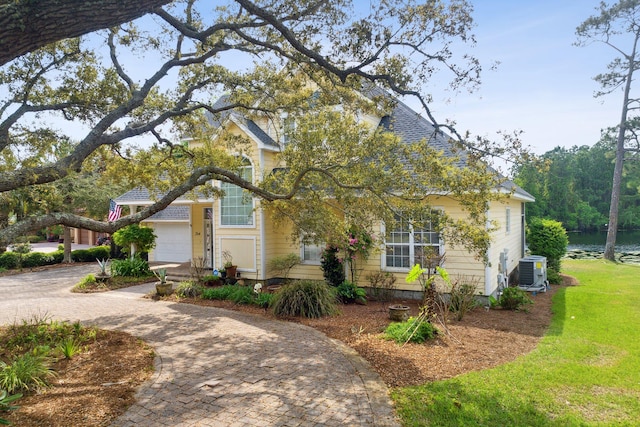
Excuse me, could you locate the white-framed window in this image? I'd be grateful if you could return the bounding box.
[301,241,324,264]
[383,213,443,271]
[281,114,296,146]
[506,207,511,234]
[220,158,254,226]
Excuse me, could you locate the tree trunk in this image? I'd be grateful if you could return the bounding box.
[0,0,171,65]
[63,226,72,263]
[604,47,637,261]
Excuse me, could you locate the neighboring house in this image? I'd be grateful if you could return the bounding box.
[116,90,534,297]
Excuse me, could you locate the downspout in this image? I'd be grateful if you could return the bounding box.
[484,206,492,296]
[259,149,266,281]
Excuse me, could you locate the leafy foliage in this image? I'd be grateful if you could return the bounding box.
[0,353,56,393]
[384,317,438,344]
[112,225,156,257]
[271,281,338,318]
[527,218,568,275]
[0,388,22,425]
[110,257,151,277]
[175,281,202,298]
[267,253,301,280]
[200,284,272,308]
[499,287,532,311]
[320,246,345,287]
[367,271,397,302]
[448,279,479,321]
[336,281,367,304]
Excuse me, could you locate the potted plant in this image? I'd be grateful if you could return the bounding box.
[96,259,110,283]
[153,268,173,296]
[202,273,222,287]
[222,250,237,279]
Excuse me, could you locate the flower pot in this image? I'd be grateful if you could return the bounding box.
[225,265,237,279]
[95,274,110,283]
[388,304,410,322]
[155,281,173,296]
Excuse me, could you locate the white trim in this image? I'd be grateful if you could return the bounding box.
[484,207,492,295]
[219,156,256,228]
[259,150,266,280]
[300,239,323,265]
[380,208,444,272]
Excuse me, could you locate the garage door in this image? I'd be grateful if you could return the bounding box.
[153,223,191,262]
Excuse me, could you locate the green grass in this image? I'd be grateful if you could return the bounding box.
[391,259,640,426]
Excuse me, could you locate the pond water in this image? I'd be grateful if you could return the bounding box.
[567,230,640,252]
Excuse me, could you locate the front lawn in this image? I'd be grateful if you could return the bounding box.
[391,259,640,426]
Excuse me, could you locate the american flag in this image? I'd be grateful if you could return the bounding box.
[108,199,122,222]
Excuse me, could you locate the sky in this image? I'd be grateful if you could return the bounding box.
[418,0,624,156]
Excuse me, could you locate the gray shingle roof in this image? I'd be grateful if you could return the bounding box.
[115,187,193,204]
[147,205,190,221]
[206,95,278,148]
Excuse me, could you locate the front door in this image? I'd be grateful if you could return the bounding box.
[204,207,214,268]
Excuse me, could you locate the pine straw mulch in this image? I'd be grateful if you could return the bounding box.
[1,329,155,427]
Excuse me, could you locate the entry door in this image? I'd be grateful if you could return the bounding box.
[204,207,214,268]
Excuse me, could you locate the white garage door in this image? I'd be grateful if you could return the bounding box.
[153,223,191,262]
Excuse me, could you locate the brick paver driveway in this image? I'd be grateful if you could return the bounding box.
[0,265,399,426]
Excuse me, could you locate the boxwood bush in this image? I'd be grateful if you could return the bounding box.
[0,252,19,270]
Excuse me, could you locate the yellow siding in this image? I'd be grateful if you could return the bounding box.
[191,206,204,261]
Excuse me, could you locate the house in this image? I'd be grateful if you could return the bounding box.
[115,88,534,297]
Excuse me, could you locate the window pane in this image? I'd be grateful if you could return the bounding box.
[221,164,253,226]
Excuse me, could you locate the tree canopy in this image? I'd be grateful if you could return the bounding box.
[0,0,521,260]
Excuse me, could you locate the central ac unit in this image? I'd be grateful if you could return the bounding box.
[518,255,548,292]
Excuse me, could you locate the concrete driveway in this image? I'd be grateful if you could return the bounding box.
[0,265,399,426]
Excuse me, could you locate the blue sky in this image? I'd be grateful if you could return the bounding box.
[418,0,624,156]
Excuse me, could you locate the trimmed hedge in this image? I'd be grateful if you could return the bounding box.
[0,252,19,269]
[0,246,111,270]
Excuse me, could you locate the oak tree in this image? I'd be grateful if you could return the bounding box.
[0,0,515,260]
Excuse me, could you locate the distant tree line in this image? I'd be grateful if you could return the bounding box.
[513,140,640,231]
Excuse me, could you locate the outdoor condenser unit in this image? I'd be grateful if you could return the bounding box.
[518,255,548,293]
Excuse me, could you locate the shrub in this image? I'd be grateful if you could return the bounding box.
[367,271,397,302]
[255,292,274,309]
[49,250,64,264]
[499,286,533,311]
[384,317,438,344]
[527,218,568,282]
[449,279,479,321]
[110,257,151,277]
[320,246,345,287]
[175,281,203,298]
[271,280,338,318]
[229,286,254,305]
[0,353,56,393]
[70,247,109,263]
[267,253,301,280]
[21,252,55,268]
[75,274,97,290]
[0,252,19,270]
[336,281,367,304]
[201,285,236,300]
[112,224,156,257]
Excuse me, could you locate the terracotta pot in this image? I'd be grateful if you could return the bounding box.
[225,265,237,279]
[388,305,410,322]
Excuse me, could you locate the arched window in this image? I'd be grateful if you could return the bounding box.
[220,158,254,226]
